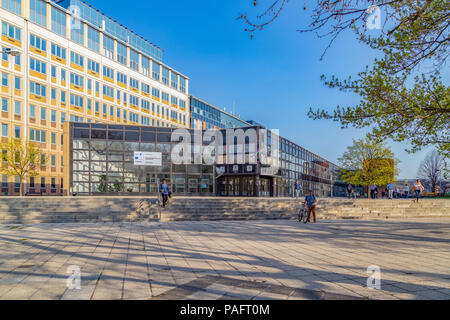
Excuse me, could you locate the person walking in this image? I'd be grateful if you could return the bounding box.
[294,180,303,199]
[304,190,317,223]
[413,179,424,203]
[387,182,395,199]
[159,179,170,207]
[403,184,410,198]
[370,183,377,199]
[395,186,400,199]
[347,183,354,199]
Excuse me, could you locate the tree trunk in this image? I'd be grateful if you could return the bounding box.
[19,181,23,196]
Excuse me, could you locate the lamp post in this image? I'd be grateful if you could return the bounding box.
[1,48,20,57]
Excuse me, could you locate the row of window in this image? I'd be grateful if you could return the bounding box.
[0,148,62,168]
[1,175,63,191]
[1,10,187,93]
[25,54,188,108]
[3,95,187,127]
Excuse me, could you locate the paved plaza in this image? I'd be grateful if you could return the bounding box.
[0,218,449,300]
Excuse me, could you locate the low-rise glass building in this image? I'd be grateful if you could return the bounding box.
[64,122,347,197]
[190,96,250,130]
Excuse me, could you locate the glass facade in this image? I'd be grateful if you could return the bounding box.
[57,0,162,62]
[68,123,345,197]
[30,0,46,27]
[68,123,214,195]
[51,6,66,37]
[2,0,21,15]
[190,96,251,130]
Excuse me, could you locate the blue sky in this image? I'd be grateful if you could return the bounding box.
[88,0,440,178]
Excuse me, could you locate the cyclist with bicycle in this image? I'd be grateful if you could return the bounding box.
[304,190,317,223]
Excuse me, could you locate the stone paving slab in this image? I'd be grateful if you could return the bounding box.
[0,218,449,300]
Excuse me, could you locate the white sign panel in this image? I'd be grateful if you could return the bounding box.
[134,152,162,166]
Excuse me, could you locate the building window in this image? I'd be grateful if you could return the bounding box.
[70,19,84,45]
[14,101,20,115]
[102,66,114,79]
[180,77,186,93]
[142,55,150,76]
[70,94,84,108]
[51,43,66,60]
[30,0,46,27]
[14,126,20,138]
[70,72,84,88]
[129,95,139,106]
[117,42,127,66]
[171,72,178,90]
[162,92,169,103]
[1,98,7,112]
[51,88,56,101]
[14,76,20,90]
[130,78,139,90]
[1,174,7,189]
[40,177,45,189]
[51,65,57,79]
[2,0,21,15]
[70,52,84,68]
[14,53,20,66]
[51,155,56,167]
[51,6,66,37]
[61,112,66,123]
[130,49,139,71]
[87,59,99,74]
[29,81,46,97]
[1,72,8,86]
[152,61,160,81]
[40,107,46,120]
[1,123,8,137]
[29,177,35,189]
[51,177,56,190]
[30,57,46,75]
[87,26,99,52]
[51,110,56,122]
[61,91,66,103]
[30,34,46,51]
[61,69,66,82]
[29,105,35,118]
[117,72,127,85]
[103,35,114,59]
[102,85,114,99]
[152,87,160,99]
[1,21,21,41]
[141,83,150,95]
[162,67,169,86]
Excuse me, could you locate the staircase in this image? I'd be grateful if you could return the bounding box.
[0,197,448,224]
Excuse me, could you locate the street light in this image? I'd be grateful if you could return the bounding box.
[1,47,20,57]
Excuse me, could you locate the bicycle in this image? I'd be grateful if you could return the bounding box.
[297,203,310,224]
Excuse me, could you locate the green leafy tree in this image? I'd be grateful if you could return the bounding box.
[338,137,399,197]
[240,1,450,157]
[0,139,47,196]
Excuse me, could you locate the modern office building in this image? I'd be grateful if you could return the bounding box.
[65,122,347,197]
[0,0,189,195]
[190,95,250,130]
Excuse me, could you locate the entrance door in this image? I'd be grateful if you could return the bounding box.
[259,177,273,197]
[242,177,255,196]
